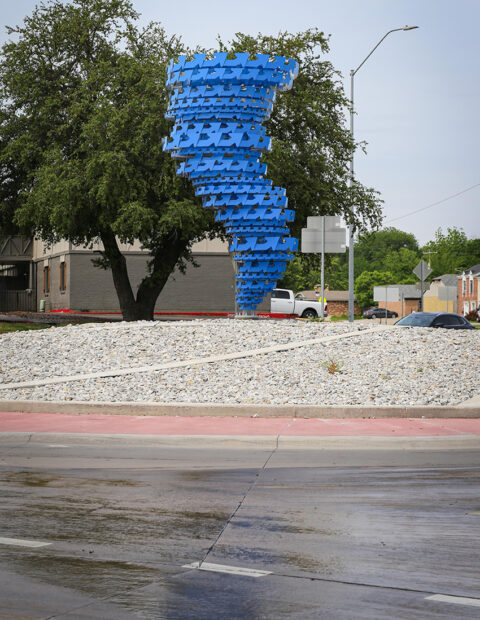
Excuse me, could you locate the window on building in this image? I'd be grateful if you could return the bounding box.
[471,301,476,311]
[462,277,466,294]
[59,262,67,292]
[469,277,474,294]
[43,266,50,294]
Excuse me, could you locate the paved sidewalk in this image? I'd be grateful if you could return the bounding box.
[1,411,480,438]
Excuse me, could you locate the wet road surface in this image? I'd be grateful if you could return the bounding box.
[1,436,480,618]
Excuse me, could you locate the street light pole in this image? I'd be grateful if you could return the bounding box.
[347,26,418,323]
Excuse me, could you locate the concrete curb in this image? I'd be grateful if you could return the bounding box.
[1,431,479,450]
[0,400,478,418]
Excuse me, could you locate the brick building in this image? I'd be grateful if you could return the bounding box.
[458,265,480,316]
[298,289,361,316]
[374,284,422,317]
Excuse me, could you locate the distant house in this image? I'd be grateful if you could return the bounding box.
[458,265,480,316]
[374,284,423,317]
[423,275,458,313]
[298,289,360,316]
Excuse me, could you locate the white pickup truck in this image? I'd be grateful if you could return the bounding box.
[271,289,327,318]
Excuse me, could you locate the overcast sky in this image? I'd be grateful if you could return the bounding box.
[2,0,479,245]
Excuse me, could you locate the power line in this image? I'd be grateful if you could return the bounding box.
[385,183,480,224]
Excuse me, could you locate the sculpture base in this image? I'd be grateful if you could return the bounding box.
[235,310,260,320]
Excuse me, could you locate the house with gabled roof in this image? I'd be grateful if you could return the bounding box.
[458,264,480,316]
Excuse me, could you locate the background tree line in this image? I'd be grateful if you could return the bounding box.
[278,226,480,308]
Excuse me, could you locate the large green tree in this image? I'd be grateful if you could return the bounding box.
[421,227,480,277]
[353,227,420,278]
[1,2,383,320]
[354,270,395,309]
[0,0,218,320]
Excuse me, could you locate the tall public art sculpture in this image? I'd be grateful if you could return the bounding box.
[164,52,299,313]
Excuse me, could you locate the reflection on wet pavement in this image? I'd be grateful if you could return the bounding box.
[0,441,479,618]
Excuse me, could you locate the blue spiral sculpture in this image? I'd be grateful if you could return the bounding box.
[164,52,299,311]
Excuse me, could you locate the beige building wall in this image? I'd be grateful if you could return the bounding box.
[423,297,456,312]
[34,236,235,313]
[423,279,458,313]
[34,237,229,258]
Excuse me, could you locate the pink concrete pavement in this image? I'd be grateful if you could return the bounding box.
[1,411,480,437]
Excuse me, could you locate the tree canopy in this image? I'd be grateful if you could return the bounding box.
[0,0,383,319]
[354,270,395,309]
[421,227,480,277]
[217,31,383,237]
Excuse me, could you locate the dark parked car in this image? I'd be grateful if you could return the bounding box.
[395,312,475,330]
[363,307,398,319]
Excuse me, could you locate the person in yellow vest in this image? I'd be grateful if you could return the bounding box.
[314,291,327,315]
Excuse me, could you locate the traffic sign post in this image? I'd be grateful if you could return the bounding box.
[412,260,432,311]
[301,216,347,318]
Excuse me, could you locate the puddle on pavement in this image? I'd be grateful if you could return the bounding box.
[283,551,341,573]
[180,471,226,481]
[0,499,230,545]
[5,553,156,598]
[230,517,317,535]
[215,544,330,574]
[1,470,145,488]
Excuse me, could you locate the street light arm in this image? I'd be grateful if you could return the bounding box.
[347,24,418,324]
[352,28,405,77]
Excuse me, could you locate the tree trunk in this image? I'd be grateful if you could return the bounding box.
[100,229,188,321]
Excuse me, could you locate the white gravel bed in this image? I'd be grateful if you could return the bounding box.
[0,319,364,385]
[0,319,478,406]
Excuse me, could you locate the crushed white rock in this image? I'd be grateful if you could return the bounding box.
[0,319,478,406]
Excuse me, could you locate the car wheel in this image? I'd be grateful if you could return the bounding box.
[301,309,317,319]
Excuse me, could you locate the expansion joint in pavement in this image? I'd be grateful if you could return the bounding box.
[199,421,292,566]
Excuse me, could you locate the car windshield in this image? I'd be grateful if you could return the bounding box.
[396,314,434,327]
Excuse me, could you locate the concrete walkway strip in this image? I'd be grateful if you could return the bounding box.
[0,325,390,391]
[183,561,272,578]
[457,393,480,408]
[425,594,480,608]
[0,537,51,548]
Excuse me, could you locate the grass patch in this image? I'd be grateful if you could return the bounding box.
[330,314,363,322]
[0,321,52,334]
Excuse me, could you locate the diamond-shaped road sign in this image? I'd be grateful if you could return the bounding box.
[412,260,432,280]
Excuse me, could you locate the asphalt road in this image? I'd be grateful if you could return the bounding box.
[1,435,480,619]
